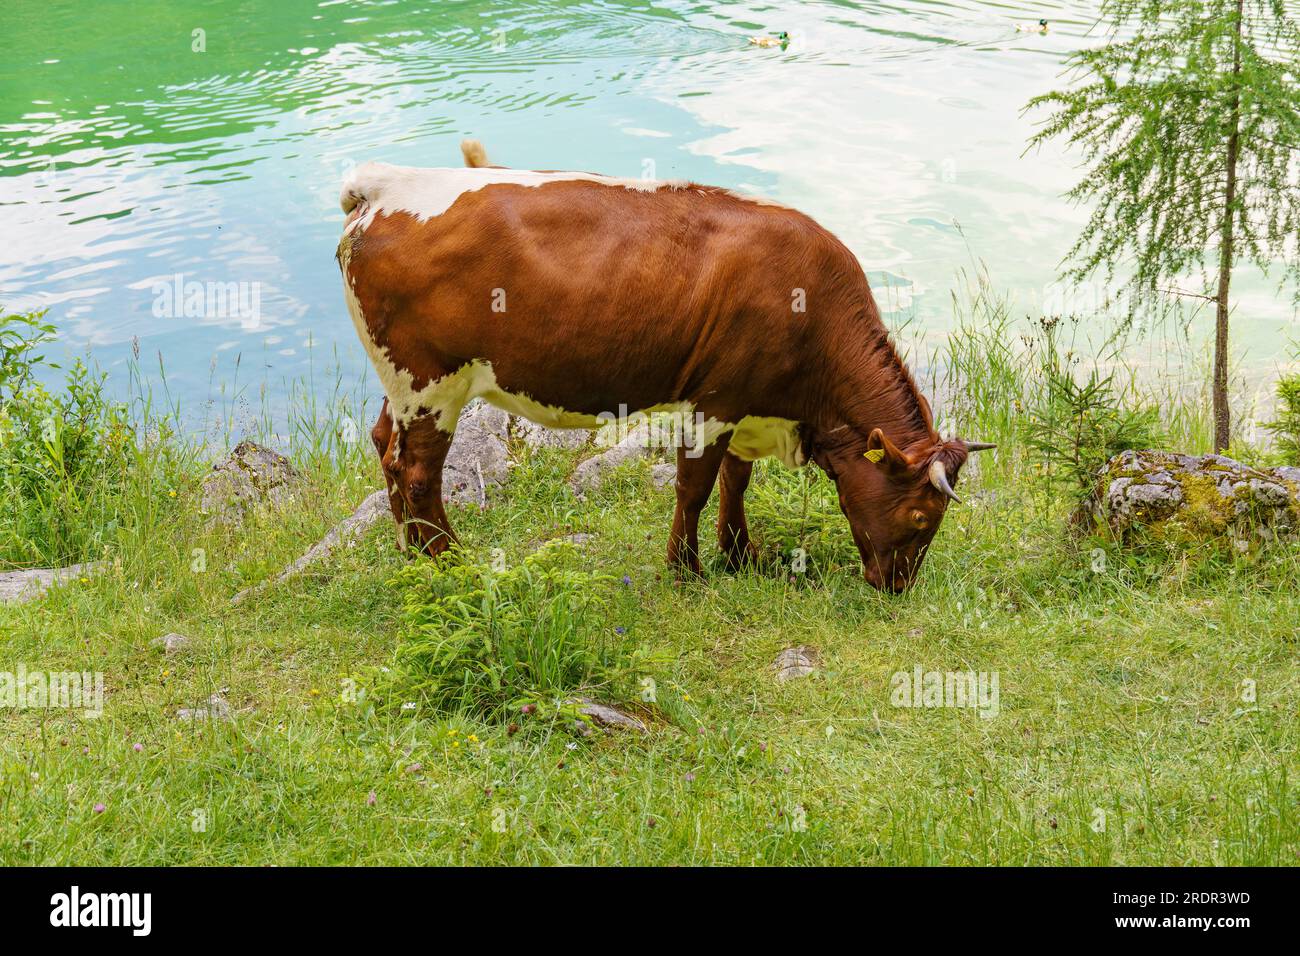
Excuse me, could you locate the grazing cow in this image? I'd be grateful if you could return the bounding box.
[338,141,993,592]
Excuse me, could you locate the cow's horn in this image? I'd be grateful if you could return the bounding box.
[929,459,961,503]
[962,440,997,452]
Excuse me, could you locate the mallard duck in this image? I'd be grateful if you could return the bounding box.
[749,31,790,48]
[1015,19,1049,33]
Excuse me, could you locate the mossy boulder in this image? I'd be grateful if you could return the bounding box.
[1078,449,1300,548]
[200,441,300,525]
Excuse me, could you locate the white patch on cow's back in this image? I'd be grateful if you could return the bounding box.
[340,162,696,234]
[338,162,790,233]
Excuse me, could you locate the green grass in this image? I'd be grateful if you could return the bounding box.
[1,435,1296,865]
[1,295,1296,865]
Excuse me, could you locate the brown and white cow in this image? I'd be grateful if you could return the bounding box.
[337,140,992,592]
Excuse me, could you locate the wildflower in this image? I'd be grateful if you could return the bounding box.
[681,692,692,702]
[366,791,377,807]
[621,575,632,586]
[520,703,536,715]
[93,803,106,814]
[507,723,520,736]
[451,741,460,749]
[684,773,696,783]
[309,688,321,697]
[467,734,479,743]
[614,626,626,635]
[132,743,143,753]
[168,490,177,498]
[405,763,422,774]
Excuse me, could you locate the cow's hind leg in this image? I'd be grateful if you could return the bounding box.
[667,439,729,578]
[717,451,757,571]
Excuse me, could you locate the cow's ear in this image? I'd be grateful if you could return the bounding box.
[865,428,911,474]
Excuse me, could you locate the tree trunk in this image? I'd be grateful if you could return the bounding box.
[1213,0,1245,453]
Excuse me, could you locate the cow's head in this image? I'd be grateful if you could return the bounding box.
[809,423,994,593]
[370,399,454,554]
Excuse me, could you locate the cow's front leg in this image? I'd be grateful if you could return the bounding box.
[667,439,728,578]
[717,450,757,571]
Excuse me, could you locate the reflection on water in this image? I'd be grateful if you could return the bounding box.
[2,0,1294,426]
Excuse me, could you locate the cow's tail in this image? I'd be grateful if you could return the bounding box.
[460,138,491,168]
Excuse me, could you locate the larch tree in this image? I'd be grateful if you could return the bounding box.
[1027,0,1300,451]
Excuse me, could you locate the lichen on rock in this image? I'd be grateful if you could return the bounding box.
[1077,449,1300,547]
[200,440,300,525]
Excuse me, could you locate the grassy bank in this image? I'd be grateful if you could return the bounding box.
[0,296,1297,865]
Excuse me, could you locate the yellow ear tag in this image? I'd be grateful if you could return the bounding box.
[864,448,884,463]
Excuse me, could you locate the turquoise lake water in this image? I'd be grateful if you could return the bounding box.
[3,0,1295,430]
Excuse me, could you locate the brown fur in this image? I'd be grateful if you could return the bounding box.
[342,157,975,591]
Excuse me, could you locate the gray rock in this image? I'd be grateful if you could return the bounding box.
[153,632,195,656]
[177,694,233,721]
[443,401,510,506]
[230,489,390,605]
[772,646,819,682]
[200,441,300,525]
[1079,449,1300,545]
[0,562,100,606]
[570,423,659,494]
[573,698,647,732]
[651,462,677,489]
[512,418,595,451]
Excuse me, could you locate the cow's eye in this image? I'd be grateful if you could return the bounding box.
[910,510,929,529]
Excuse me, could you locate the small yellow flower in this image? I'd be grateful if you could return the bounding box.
[168,490,177,498]
[309,688,320,697]
[467,734,478,743]
[447,728,458,737]
[162,669,170,677]
[451,740,460,748]
[682,692,692,702]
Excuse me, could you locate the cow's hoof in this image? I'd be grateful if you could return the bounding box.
[721,541,758,572]
[670,561,706,585]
